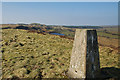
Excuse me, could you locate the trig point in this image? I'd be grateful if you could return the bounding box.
[68,29,100,79]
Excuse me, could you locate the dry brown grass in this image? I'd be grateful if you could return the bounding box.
[98,36,118,51]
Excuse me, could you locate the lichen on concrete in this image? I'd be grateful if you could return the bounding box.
[68,29,100,79]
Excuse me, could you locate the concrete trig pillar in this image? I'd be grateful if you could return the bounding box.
[68,29,100,79]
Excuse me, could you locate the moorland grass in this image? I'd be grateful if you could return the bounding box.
[1,29,119,79]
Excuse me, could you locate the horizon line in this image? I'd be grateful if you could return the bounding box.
[0,23,118,26]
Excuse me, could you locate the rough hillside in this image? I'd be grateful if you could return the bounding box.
[1,29,119,79]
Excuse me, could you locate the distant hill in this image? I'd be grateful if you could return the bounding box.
[101,25,118,28]
[63,25,103,29]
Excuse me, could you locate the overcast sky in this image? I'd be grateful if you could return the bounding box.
[2,2,118,26]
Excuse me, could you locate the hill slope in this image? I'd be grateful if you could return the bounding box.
[1,29,119,79]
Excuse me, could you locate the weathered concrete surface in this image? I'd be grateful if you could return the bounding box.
[68,29,100,79]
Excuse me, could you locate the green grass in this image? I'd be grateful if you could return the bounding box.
[2,29,73,78]
[49,27,119,39]
[97,31,119,39]
[97,27,118,34]
[1,29,119,79]
[99,46,119,68]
